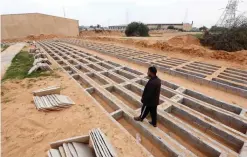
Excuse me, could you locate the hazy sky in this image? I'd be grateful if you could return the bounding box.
[1,0,247,28]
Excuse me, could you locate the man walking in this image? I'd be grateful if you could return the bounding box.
[134,66,161,127]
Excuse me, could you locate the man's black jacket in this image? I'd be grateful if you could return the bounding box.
[141,76,161,107]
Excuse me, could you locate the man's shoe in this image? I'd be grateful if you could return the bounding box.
[149,121,157,127]
[134,116,143,122]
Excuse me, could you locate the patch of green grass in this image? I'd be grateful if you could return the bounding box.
[1,44,9,52]
[2,51,51,81]
[193,33,203,39]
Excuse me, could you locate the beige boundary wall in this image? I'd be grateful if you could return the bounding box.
[1,13,79,40]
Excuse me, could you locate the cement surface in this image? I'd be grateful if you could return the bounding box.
[1,42,26,78]
[38,40,247,157]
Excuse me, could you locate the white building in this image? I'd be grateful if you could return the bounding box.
[108,22,193,31]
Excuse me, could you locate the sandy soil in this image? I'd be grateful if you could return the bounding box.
[64,43,247,109]
[1,70,150,157]
[1,34,72,43]
[110,32,201,41]
[79,30,123,37]
[81,35,247,67]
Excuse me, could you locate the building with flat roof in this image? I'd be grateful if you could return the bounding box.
[108,22,193,31]
[108,25,127,31]
[1,13,79,39]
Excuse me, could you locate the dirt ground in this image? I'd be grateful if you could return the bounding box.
[1,70,150,157]
[106,32,201,41]
[82,34,247,67]
[79,30,123,37]
[2,33,247,157]
[1,34,72,44]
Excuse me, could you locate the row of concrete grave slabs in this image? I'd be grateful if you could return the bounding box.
[38,40,247,157]
[60,38,247,99]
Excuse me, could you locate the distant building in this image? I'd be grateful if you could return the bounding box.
[108,22,193,31]
[108,25,127,31]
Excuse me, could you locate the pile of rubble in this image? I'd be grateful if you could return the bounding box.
[28,46,52,75]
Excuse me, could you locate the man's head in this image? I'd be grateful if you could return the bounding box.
[148,66,157,78]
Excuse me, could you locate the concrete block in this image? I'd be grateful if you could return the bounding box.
[240,142,247,157]
[50,135,90,148]
[72,142,94,157]
[33,86,61,96]
[58,146,66,157]
[49,149,61,157]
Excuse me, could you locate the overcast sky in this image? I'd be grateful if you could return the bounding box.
[1,0,247,28]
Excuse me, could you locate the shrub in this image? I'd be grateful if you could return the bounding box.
[210,26,228,32]
[125,22,149,37]
[199,26,208,31]
[200,23,247,52]
[167,25,175,29]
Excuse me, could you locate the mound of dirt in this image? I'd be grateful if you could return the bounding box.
[84,35,247,64]
[211,50,247,62]
[79,30,123,37]
[2,34,71,43]
[167,35,201,46]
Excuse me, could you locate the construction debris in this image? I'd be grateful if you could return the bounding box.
[33,86,61,96]
[33,57,51,65]
[27,44,52,75]
[33,94,75,111]
[47,128,117,157]
[28,62,52,75]
[32,86,74,111]
[34,52,47,59]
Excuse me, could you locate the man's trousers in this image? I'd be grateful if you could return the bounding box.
[140,104,157,125]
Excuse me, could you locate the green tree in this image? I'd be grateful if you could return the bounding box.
[125,22,149,37]
[210,26,228,32]
[167,25,175,29]
[199,26,208,31]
